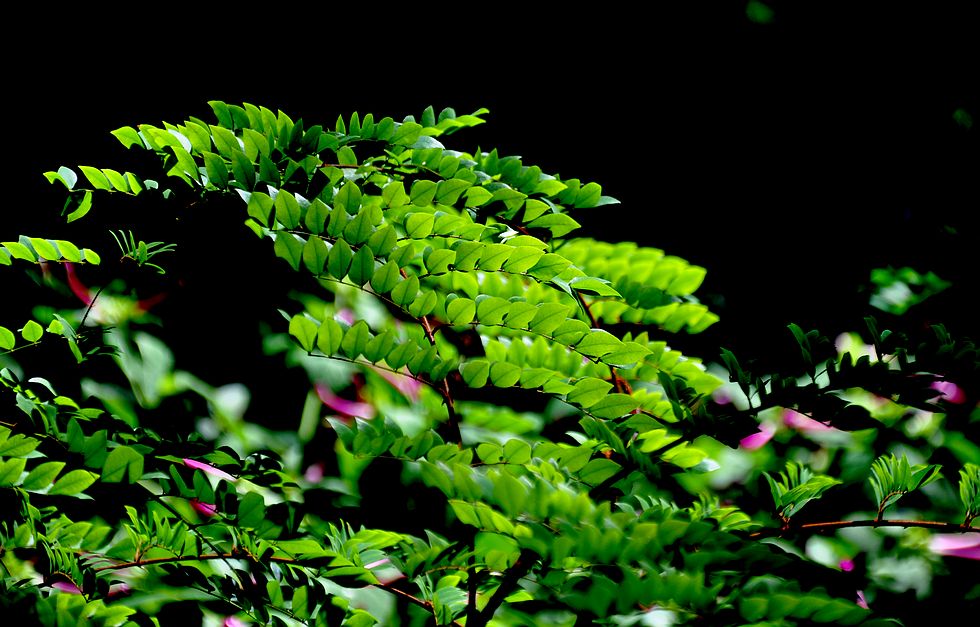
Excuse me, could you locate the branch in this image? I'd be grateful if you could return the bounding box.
[92,552,463,626]
[376,581,464,627]
[470,549,536,627]
[748,518,977,538]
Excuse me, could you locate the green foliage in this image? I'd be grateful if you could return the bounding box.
[1,101,976,626]
[109,230,177,274]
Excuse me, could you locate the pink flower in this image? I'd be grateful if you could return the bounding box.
[856,590,869,609]
[224,617,247,627]
[372,366,422,402]
[336,308,356,326]
[839,559,855,572]
[782,409,834,432]
[51,580,82,594]
[183,458,236,482]
[315,383,375,420]
[739,423,775,450]
[190,498,218,518]
[930,533,980,560]
[304,462,325,482]
[930,380,966,404]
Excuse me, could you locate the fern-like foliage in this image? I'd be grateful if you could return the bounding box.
[0,102,975,626]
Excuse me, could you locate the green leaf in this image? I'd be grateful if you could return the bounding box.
[368,224,398,256]
[464,186,494,207]
[527,212,581,237]
[274,190,303,229]
[424,248,454,275]
[348,245,376,286]
[29,238,61,261]
[461,360,490,388]
[392,121,423,146]
[409,290,438,317]
[238,492,267,528]
[79,165,112,191]
[303,237,329,274]
[305,199,330,235]
[66,190,94,223]
[0,457,26,487]
[21,461,66,491]
[343,210,375,245]
[48,469,99,496]
[336,181,362,215]
[579,458,622,485]
[101,446,144,483]
[3,241,36,262]
[566,377,614,408]
[111,126,143,149]
[247,191,275,227]
[569,276,621,297]
[445,297,476,326]
[289,315,319,353]
[328,238,354,279]
[274,233,304,271]
[341,320,372,359]
[382,181,409,208]
[476,296,510,326]
[203,152,229,188]
[391,275,420,308]
[317,318,344,355]
[0,326,15,350]
[502,302,537,330]
[489,362,522,388]
[575,329,624,358]
[82,248,101,264]
[436,178,471,205]
[405,212,435,239]
[55,240,82,262]
[21,320,43,343]
[528,303,571,335]
[370,261,401,294]
[231,151,256,189]
[502,246,545,273]
[410,180,438,206]
[589,393,641,418]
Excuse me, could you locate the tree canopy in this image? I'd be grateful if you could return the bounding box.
[1,96,976,626]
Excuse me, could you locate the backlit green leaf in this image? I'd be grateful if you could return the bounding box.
[101,446,144,483]
[290,315,319,353]
[48,469,99,496]
[21,320,43,343]
[302,237,329,274]
[21,461,66,491]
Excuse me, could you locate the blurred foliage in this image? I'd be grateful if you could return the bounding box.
[1,101,977,626]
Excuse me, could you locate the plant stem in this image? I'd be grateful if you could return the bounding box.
[469,549,536,627]
[748,518,976,538]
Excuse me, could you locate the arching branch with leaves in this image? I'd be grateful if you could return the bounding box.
[1,102,977,626]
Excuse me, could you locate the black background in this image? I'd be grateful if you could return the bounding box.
[6,3,978,380]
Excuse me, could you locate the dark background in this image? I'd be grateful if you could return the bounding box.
[6,2,978,383]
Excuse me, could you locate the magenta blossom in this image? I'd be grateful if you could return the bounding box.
[304,462,326,482]
[316,383,375,420]
[782,409,835,432]
[839,559,855,572]
[856,590,869,610]
[930,533,980,560]
[372,365,422,402]
[930,380,966,404]
[51,580,82,594]
[224,617,248,627]
[190,498,218,518]
[740,422,776,450]
[336,308,356,326]
[183,458,236,482]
